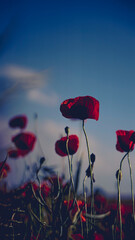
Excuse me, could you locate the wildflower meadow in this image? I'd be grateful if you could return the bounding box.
[0,95,135,240]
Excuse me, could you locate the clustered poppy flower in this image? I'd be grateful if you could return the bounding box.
[0,162,10,178]
[60,96,99,120]
[9,115,28,129]
[116,130,135,152]
[12,132,36,156]
[55,135,79,157]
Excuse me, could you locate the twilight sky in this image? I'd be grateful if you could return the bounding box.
[0,0,135,195]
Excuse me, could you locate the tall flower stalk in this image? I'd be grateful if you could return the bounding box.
[65,128,77,206]
[127,153,135,221]
[116,169,122,240]
[116,145,134,240]
[82,120,94,216]
[83,175,88,235]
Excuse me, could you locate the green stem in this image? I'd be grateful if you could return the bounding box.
[83,175,88,235]
[116,147,133,240]
[0,154,8,177]
[117,173,122,240]
[127,153,135,221]
[66,137,79,211]
[82,120,94,215]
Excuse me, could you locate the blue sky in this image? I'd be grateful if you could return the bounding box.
[0,0,135,195]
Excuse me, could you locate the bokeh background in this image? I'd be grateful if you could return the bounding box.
[0,0,135,196]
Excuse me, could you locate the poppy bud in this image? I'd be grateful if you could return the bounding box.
[40,157,45,166]
[90,153,96,164]
[65,126,70,136]
[116,169,122,182]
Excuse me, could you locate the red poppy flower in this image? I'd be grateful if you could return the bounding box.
[55,135,79,157]
[60,96,99,120]
[0,162,10,178]
[116,130,135,152]
[9,115,28,129]
[12,132,36,154]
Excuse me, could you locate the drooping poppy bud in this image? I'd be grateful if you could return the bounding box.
[65,126,70,136]
[91,153,96,164]
[116,169,122,182]
[40,157,45,166]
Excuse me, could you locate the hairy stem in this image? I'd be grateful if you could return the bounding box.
[127,153,135,221]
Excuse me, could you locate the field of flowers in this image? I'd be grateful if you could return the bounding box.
[0,96,135,240]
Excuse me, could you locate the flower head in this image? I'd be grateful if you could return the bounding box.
[60,96,99,120]
[55,135,79,157]
[12,132,36,155]
[116,130,135,152]
[9,115,28,129]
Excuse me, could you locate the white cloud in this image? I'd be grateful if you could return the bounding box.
[28,89,59,106]
[0,64,46,89]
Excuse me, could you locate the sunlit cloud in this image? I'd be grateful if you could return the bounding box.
[28,89,59,106]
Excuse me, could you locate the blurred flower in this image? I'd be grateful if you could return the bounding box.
[94,233,104,240]
[0,162,10,178]
[41,181,51,198]
[116,130,135,152]
[55,135,79,157]
[60,96,99,120]
[9,115,28,129]
[64,200,86,222]
[94,194,107,213]
[12,132,36,155]
[71,233,84,240]
[8,149,21,158]
[20,182,39,200]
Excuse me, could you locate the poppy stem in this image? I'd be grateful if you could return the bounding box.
[127,153,135,221]
[66,137,78,210]
[82,120,94,216]
[117,172,122,240]
[83,175,88,236]
[0,154,8,178]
